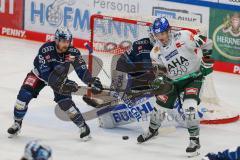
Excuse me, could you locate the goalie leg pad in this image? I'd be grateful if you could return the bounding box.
[57,98,85,127]
[98,112,116,129]
[98,96,155,128]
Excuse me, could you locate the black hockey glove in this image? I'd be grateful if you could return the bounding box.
[90,77,103,94]
[59,79,78,95]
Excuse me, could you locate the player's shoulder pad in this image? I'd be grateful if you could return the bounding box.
[174,30,200,46]
[68,46,81,56]
[39,41,55,55]
[173,30,192,40]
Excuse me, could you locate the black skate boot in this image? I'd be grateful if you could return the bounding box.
[79,122,91,141]
[186,137,201,157]
[7,120,22,138]
[137,127,159,143]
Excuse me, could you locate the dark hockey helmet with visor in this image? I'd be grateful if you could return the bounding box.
[55,27,73,43]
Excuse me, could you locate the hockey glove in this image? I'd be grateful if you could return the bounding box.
[200,55,214,77]
[59,79,78,95]
[90,77,103,94]
[150,75,172,90]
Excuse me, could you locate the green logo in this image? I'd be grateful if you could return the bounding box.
[213,13,240,61]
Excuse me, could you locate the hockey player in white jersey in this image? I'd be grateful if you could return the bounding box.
[137,17,214,157]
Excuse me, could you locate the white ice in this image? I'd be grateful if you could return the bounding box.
[0,37,240,160]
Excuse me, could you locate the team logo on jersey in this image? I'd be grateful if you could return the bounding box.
[185,88,198,95]
[38,55,48,69]
[157,95,168,103]
[175,42,185,48]
[68,47,79,53]
[174,32,181,40]
[165,49,179,61]
[24,75,38,88]
[168,56,189,76]
[136,39,149,45]
[42,46,54,53]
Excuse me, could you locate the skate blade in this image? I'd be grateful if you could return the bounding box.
[8,130,20,138]
[80,135,92,142]
[8,133,19,138]
[187,151,200,158]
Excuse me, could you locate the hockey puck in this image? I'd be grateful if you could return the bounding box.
[122,136,129,140]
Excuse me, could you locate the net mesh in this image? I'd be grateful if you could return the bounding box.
[91,14,203,55]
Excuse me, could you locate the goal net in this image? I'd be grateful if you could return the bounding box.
[88,14,239,125]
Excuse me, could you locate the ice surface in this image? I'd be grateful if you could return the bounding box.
[0,37,239,160]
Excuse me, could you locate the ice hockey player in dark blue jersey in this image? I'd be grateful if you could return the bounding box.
[202,146,240,160]
[115,35,156,87]
[82,26,157,105]
[108,28,158,94]
[82,30,157,108]
[7,27,103,140]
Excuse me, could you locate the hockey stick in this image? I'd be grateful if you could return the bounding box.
[96,84,173,108]
[75,83,172,96]
[173,71,202,82]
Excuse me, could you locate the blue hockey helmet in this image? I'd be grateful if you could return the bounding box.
[55,26,72,42]
[23,140,52,160]
[151,17,170,35]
